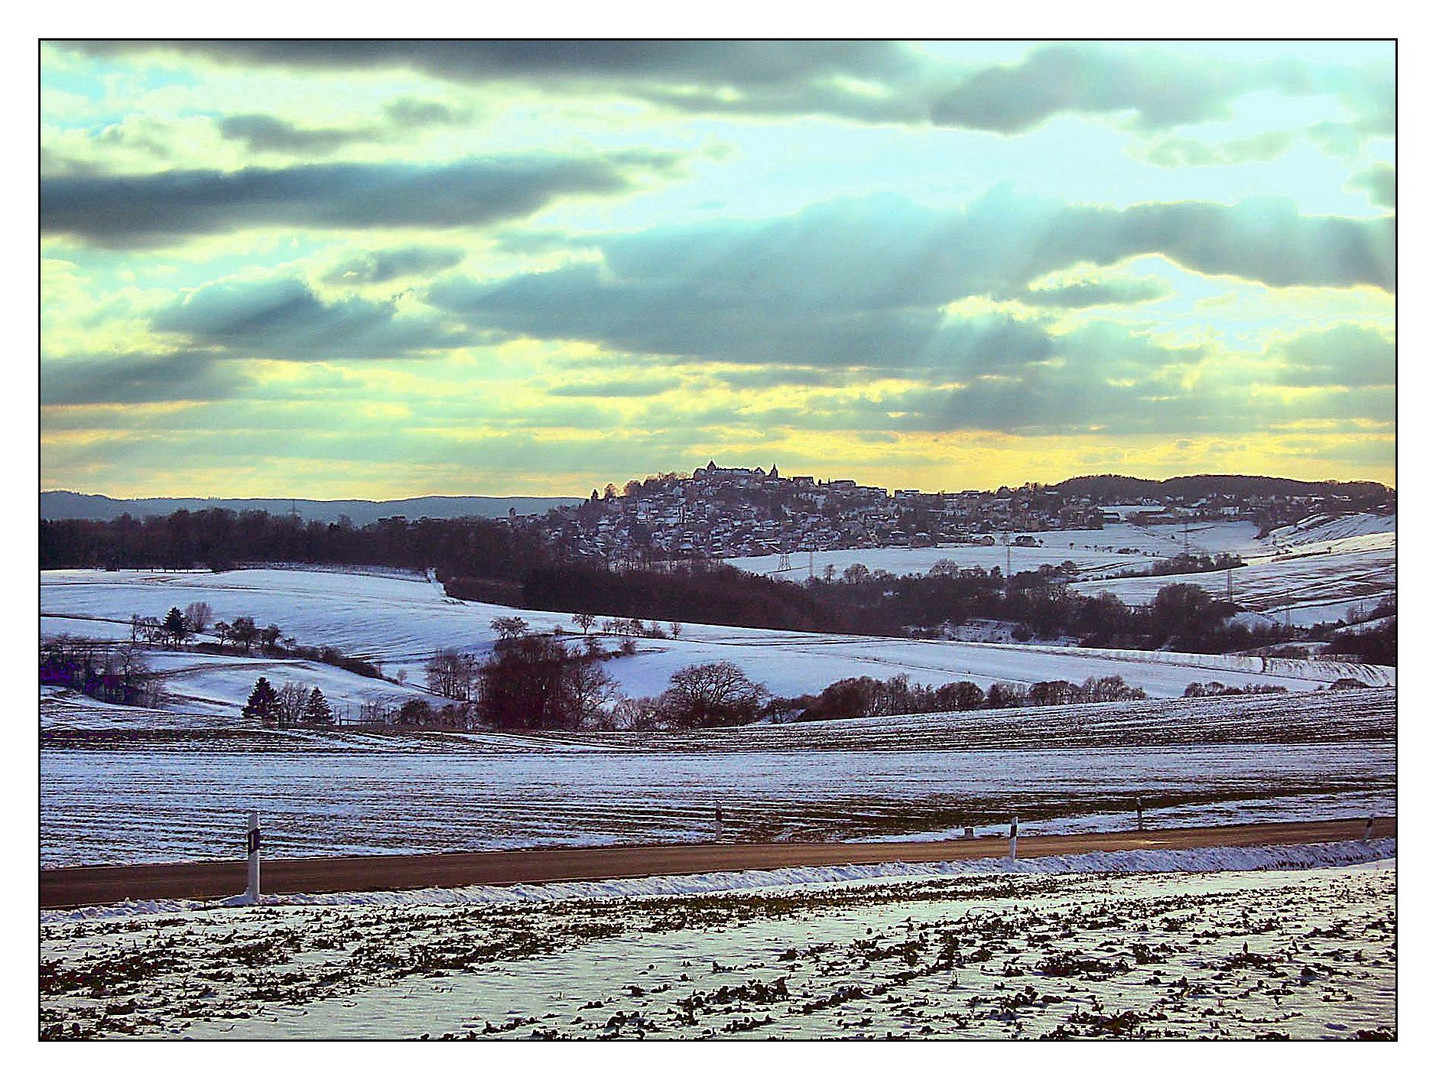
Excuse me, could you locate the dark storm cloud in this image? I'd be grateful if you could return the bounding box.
[321,247,465,286]
[41,352,252,406]
[41,152,682,248]
[76,39,903,83]
[151,277,470,360]
[382,97,473,126]
[427,189,1391,372]
[66,41,1390,137]
[217,98,472,155]
[71,40,924,122]
[930,44,1392,136]
[1276,325,1394,388]
[217,114,374,154]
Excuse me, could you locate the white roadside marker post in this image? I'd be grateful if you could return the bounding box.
[715,804,724,844]
[1137,798,1144,831]
[1008,817,1019,862]
[1365,815,1375,841]
[245,810,262,904]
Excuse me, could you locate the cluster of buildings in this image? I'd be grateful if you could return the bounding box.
[538,462,1109,563]
[524,463,1392,566]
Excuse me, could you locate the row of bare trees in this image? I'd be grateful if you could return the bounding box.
[127,602,289,656]
[41,637,165,708]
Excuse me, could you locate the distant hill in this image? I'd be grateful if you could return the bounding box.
[1051,474,1393,504]
[40,491,583,526]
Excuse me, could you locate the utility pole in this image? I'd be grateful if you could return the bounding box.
[244,810,261,904]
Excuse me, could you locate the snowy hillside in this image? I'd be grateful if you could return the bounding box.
[41,567,1392,716]
[728,514,1392,585]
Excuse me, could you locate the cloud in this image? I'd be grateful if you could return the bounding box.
[1019,277,1172,308]
[929,44,1391,136]
[321,246,465,286]
[1142,131,1299,168]
[217,114,373,154]
[151,276,471,360]
[41,151,683,248]
[547,376,683,398]
[217,97,472,155]
[1275,325,1394,388]
[41,352,251,405]
[65,41,1392,141]
[878,323,1206,435]
[1350,163,1395,209]
[70,40,926,123]
[382,97,472,126]
[427,189,1391,376]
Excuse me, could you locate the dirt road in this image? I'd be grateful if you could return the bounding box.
[40,817,1394,910]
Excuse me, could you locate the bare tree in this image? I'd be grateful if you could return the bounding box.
[570,660,620,729]
[425,647,480,700]
[276,681,309,727]
[490,616,529,640]
[230,616,257,654]
[610,696,663,731]
[184,601,213,635]
[573,612,597,635]
[660,661,768,728]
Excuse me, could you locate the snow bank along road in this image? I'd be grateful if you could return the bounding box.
[40,817,1393,909]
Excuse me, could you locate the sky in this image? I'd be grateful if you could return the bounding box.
[39,39,1396,498]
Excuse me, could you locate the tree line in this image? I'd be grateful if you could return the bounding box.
[42,508,553,580]
[775,672,1147,722]
[405,631,1161,732]
[44,507,1384,663]
[125,604,385,679]
[241,677,334,727]
[41,637,164,708]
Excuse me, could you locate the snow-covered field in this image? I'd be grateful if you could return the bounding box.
[40,850,1396,1040]
[730,514,1396,629]
[143,653,445,717]
[728,514,1392,579]
[1070,536,1395,628]
[40,566,1393,709]
[40,689,1394,869]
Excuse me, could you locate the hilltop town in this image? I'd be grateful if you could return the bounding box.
[534,462,1394,564]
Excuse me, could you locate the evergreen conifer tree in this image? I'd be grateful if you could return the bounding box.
[242,676,280,724]
[163,606,188,645]
[301,686,333,727]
